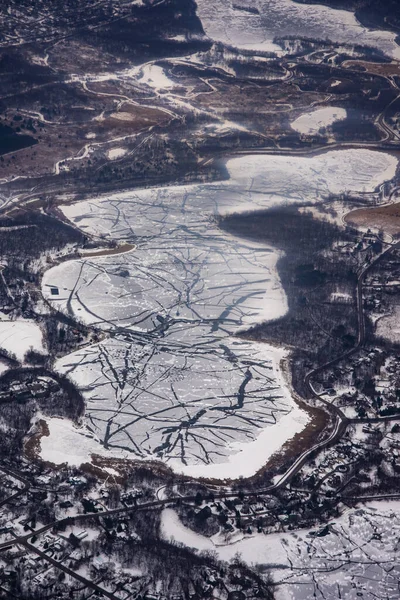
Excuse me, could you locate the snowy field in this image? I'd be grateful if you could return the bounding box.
[39,416,113,467]
[160,508,287,565]
[135,64,176,89]
[161,502,400,599]
[41,149,397,476]
[0,320,45,361]
[291,107,347,135]
[196,0,400,60]
[375,307,400,342]
[107,147,127,160]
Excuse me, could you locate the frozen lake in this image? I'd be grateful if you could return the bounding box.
[41,149,397,477]
[196,0,400,60]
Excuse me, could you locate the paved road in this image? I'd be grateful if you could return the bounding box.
[22,540,121,600]
[0,467,30,509]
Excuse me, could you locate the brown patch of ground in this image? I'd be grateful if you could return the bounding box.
[24,419,49,462]
[87,454,176,484]
[0,129,87,180]
[103,103,170,131]
[195,80,322,134]
[0,84,169,181]
[79,243,136,258]
[345,201,400,235]
[257,398,329,476]
[343,59,400,79]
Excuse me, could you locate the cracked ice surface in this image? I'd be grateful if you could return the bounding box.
[161,503,400,599]
[42,150,397,476]
[196,0,400,60]
[274,503,400,599]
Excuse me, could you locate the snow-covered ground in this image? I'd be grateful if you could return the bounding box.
[107,63,177,90]
[107,147,127,160]
[161,508,287,564]
[40,417,123,467]
[135,64,176,89]
[196,0,400,60]
[41,149,397,477]
[375,307,400,342]
[161,502,400,599]
[291,107,347,135]
[0,320,45,361]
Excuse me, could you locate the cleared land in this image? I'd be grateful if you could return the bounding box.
[346,201,400,235]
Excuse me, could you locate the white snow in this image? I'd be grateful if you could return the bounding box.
[103,467,120,476]
[330,291,352,303]
[0,361,9,375]
[291,107,347,135]
[160,508,287,565]
[65,525,99,541]
[39,417,126,466]
[138,64,175,89]
[110,112,137,121]
[38,346,310,481]
[107,148,127,160]
[122,64,176,89]
[0,320,45,361]
[224,149,396,201]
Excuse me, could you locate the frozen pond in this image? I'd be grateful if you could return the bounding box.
[41,149,397,477]
[196,0,400,60]
[291,107,347,135]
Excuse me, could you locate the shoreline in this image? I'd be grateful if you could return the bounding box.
[31,343,314,484]
[78,242,136,259]
[35,174,314,483]
[25,147,398,485]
